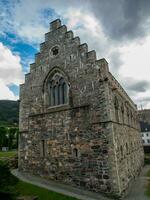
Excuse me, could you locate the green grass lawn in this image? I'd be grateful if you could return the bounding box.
[0,151,17,158]
[15,180,79,200]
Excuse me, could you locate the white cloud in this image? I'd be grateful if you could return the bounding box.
[17,24,47,44]
[134,89,150,109]
[113,36,150,109]
[64,8,112,58]
[60,7,150,109]
[10,0,60,43]
[0,42,24,100]
[0,79,18,100]
[0,0,150,108]
[0,0,89,43]
[120,36,150,81]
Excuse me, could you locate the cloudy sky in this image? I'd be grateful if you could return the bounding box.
[0,0,150,109]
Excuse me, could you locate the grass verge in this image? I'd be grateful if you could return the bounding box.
[145,179,150,197]
[145,167,150,198]
[15,180,78,200]
[147,169,150,177]
[0,151,17,158]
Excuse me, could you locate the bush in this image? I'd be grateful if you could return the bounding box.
[0,160,18,187]
[0,160,18,200]
[0,188,17,200]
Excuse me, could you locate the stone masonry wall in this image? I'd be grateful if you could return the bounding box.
[107,73,144,195]
[19,19,144,198]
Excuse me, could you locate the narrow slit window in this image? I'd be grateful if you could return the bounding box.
[41,140,45,157]
[73,148,78,158]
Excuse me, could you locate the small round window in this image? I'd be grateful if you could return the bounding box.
[51,46,59,56]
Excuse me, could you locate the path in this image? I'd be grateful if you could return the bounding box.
[12,165,150,200]
[124,165,150,200]
[12,169,110,200]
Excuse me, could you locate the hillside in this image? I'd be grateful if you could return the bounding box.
[0,100,19,126]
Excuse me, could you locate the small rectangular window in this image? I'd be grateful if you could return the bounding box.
[41,140,46,157]
[73,148,78,158]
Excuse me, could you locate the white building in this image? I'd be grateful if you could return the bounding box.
[142,130,150,145]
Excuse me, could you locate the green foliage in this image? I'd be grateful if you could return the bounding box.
[147,169,150,178]
[0,160,18,200]
[0,189,17,200]
[0,100,19,126]
[0,160,18,188]
[15,181,78,200]
[144,153,150,165]
[0,126,7,149]
[0,100,19,149]
[145,158,150,165]
[0,127,19,150]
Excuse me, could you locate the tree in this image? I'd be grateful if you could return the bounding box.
[0,127,8,149]
[7,127,19,150]
[0,126,19,150]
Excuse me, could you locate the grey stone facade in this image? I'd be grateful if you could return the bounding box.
[138,109,150,123]
[19,19,144,198]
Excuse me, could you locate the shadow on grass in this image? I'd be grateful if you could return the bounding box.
[0,160,79,200]
[15,180,79,200]
[0,160,19,200]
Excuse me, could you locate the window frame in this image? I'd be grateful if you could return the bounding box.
[43,68,70,109]
[49,45,60,58]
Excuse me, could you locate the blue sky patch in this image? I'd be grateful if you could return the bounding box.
[8,84,19,97]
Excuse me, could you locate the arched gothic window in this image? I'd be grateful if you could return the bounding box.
[48,73,69,106]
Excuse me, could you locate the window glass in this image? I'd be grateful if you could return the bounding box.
[48,73,69,106]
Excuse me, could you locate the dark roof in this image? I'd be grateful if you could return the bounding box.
[140,121,150,132]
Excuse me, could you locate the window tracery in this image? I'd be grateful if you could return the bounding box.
[48,73,69,106]
[50,46,59,57]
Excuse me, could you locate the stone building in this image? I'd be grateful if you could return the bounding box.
[139,109,150,123]
[19,19,144,198]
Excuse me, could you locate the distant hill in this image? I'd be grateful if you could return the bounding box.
[0,100,19,126]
